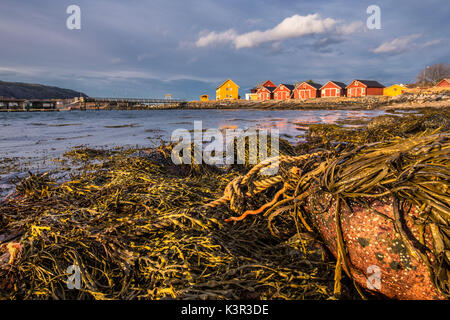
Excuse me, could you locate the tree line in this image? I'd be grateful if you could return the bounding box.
[416,63,450,86]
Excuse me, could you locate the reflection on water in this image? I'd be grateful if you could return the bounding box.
[0,109,386,158]
[0,109,385,195]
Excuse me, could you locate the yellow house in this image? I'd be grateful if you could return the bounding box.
[384,84,407,96]
[216,79,239,100]
[200,94,209,101]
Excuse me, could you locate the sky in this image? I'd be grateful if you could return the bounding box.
[0,0,449,100]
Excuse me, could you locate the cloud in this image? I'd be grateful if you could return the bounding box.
[245,18,262,25]
[313,37,345,52]
[0,66,43,77]
[137,53,155,62]
[373,34,443,55]
[420,39,444,48]
[109,58,123,64]
[1,0,448,99]
[196,14,345,49]
[196,29,239,47]
[337,21,365,35]
[373,34,422,54]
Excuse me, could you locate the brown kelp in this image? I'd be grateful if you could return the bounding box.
[0,108,449,300]
[207,109,450,299]
[0,141,337,300]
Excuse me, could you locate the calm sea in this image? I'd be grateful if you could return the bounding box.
[0,109,385,196]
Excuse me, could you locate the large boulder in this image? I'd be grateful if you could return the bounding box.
[305,192,446,300]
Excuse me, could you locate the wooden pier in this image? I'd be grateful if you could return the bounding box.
[0,98,58,112]
[75,97,187,110]
[0,96,188,111]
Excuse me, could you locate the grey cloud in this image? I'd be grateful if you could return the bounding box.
[196,14,340,49]
[0,0,449,99]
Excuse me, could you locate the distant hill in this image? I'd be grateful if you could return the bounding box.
[0,81,88,99]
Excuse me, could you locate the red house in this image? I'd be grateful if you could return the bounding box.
[320,81,347,97]
[346,80,384,97]
[257,86,276,101]
[436,78,450,88]
[273,84,295,100]
[251,80,276,93]
[293,82,322,99]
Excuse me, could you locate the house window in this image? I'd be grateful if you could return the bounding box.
[336,89,339,95]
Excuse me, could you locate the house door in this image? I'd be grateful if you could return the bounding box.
[328,88,335,97]
[355,87,364,97]
[327,88,333,97]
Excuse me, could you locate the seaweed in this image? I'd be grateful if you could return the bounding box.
[208,109,450,298]
[1,108,449,300]
[0,140,338,300]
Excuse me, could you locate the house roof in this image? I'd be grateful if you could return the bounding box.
[348,80,385,88]
[438,78,450,83]
[320,81,347,89]
[254,80,276,89]
[217,79,239,90]
[258,86,276,93]
[276,84,295,91]
[296,82,322,90]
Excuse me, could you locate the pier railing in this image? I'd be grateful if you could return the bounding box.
[0,98,58,111]
[87,97,187,104]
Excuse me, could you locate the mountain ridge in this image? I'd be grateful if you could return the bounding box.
[0,81,88,99]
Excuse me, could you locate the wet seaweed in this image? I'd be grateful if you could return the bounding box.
[1,108,449,300]
[0,140,337,300]
[207,108,450,298]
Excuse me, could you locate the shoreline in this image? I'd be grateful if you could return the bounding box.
[183,92,450,111]
[1,94,449,112]
[69,94,450,111]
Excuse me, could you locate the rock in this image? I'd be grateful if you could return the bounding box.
[421,113,450,131]
[305,192,445,300]
[131,149,170,165]
[367,115,399,131]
